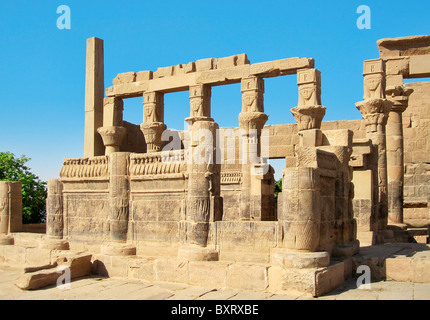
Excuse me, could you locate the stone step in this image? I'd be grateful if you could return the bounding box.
[10,232,45,248]
[352,243,430,283]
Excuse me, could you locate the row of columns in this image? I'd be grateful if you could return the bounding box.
[355,59,413,231]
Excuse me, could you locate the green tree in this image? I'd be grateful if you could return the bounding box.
[0,152,47,224]
[274,178,282,200]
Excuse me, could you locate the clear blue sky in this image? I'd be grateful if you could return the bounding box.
[0,0,429,181]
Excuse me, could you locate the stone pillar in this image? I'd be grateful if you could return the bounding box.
[97,97,126,156]
[238,76,269,221]
[179,85,221,261]
[0,181,22,245]
[42,180,69,250]
[101,152,136,256]
[84,37,105,158]
[386,85,413,225]
[355,59,393,231]
[272,69,330,268]
[140,91,167,153]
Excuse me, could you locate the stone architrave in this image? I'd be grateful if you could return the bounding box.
[356,59,393,230]
[385,85,413,225]
[84,37,105,158]
[141,91,167,153]
[238,76,270,221]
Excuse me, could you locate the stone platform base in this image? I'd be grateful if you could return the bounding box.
[91,253,347,297]
[101,243,136,256]
[352,243,430,282]
[178,246,219,261]
[8,234,430,297]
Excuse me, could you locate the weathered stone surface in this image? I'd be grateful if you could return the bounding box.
[15,253,92,290]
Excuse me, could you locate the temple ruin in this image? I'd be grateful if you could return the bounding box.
[1,35,429,297]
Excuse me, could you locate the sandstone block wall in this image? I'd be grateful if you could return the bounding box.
[403,82,430,226]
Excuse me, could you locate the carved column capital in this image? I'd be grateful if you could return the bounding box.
[293,68,325,131]
[140,122,167,153]
[241,76,265,113]
[386,85,414,113]
[187,84,212,123]
[355,98,393,132]
[297,68,321,107]
[143,91,164,124]
[291,105,326,131]
[98,126,126,155]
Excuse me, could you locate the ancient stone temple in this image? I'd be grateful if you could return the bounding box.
[1,35,429,297]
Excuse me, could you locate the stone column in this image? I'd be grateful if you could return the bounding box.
[272,68,330,268]
[179,84,221,261]
[386,85,413,225]
[84,37,105,158]
[140,91,167,153]
[42,180,69,250]
[238,76,269,221]
[0,181,22,245]
[355,59,393,231]
[98,97,126,156]
[101,152,136,256]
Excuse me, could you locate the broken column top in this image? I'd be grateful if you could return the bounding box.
[377,35,430,58]
[107,55,315,98]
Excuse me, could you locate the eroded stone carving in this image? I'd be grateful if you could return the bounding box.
[46,179,64,239]
[98,126,127,155]
[60,156,109,179]
[0,183,9,235]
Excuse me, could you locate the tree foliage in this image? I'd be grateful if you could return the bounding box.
[274,178,282,200]
[0,152,47,224]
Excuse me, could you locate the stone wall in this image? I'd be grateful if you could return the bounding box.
[403,81,430,226]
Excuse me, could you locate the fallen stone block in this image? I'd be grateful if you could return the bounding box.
[15,253,92,290]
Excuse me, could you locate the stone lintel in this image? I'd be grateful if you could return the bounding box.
[106,57,314,98]
[377,35,430,59]
[409,54,430,78]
